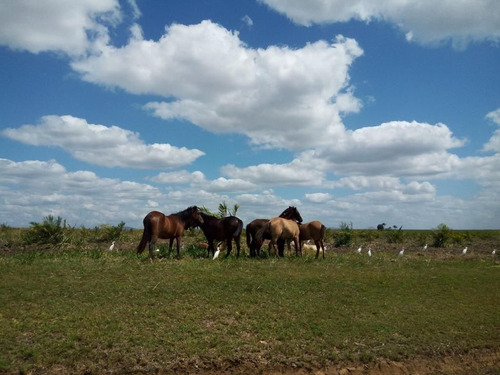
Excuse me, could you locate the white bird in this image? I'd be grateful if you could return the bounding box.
[108,241,115,251]
[398,247,405,257]
[357,246,362,253]
[462,247,468,255]
[492,249,496,255]
[155,248,160,253]
[213,245,220,260]
[368,247,372,257]
[423,244,428,251]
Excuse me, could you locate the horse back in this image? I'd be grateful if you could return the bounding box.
[269,217,300,238]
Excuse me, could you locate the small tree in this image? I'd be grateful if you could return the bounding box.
[22,215,68,246]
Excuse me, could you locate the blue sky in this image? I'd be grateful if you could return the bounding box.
[1,0,499,229]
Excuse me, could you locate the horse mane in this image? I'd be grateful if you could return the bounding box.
[279,206,302,223]
[173,206,199,227]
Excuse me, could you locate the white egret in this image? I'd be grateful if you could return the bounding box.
[398,247,405,257]
[368,247,372,257]
[492,249,496,255]
[213,245,220,260]
[462,247,468,255]
[357,246,362,253]
[423,244,428,251]
[108,241,115,251]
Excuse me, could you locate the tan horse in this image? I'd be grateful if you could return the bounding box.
[299,221,326,259]
[256,214,302,257]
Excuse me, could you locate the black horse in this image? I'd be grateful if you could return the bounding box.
[198,212,243,257]
[246,206,303,257]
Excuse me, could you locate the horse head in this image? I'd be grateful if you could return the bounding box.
[186,206,204,228]
[280,206,303,224]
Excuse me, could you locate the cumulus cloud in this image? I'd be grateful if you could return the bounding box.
[2,115,204,169]
[484,108,500,152]
[306,121,466,177]
[72,21,363,150]
[150,170,258,192]
[221,159,326,187]
[258,0,500,48]
[304,193,333,203]
[0,158,161,226]
[0,0,121,56]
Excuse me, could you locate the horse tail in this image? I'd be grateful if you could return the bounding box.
[320,224,326,240]
[255,221,270,244]
[136,216,151,254]
[233,219,243,238]
[246,224,252,248]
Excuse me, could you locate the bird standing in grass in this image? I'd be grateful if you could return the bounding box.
[213,244,220,260]
[399,247,405,257]
[462,247,468,255]
[368,247,372,257]
[357,245,362,253]
[108,241,115,251]
[492,249,496,255]
[423,244,428,251]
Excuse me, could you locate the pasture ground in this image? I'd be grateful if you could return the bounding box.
[1,228,499,374]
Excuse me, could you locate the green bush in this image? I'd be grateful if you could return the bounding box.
[334,222,354,247]
[22,216,69,246]
[384,228,404,243]
[96,221,126,242]
[431,223,455,247]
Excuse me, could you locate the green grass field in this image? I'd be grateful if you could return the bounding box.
[1,245,499,374]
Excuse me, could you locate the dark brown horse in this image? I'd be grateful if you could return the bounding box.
[198,212,243,257]
[255,207,303,257]
[137,206,204,259]
[246,206,303,257]
[299,221,326,259]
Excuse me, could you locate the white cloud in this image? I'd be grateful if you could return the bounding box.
[72,21,363,151]
[307,121,466,177]
[304,193,333,203]
[2,115,204,169]
[0,0,120,56]
[242,15,254,27]
[258,0,500,48]
[484,108,500,152]
[221,159,326,187]
[150,170,258,193]
[0,158,162,226]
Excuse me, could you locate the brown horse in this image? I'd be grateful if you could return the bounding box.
[137,206,204,259]
[299,221,326,259]
[198,212,243,257]
[246,206,303,257]
[255,207,303,257]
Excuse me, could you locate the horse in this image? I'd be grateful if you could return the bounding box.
[377,223,386,231]
[246,206,303,257]
[136,206,204,259]
[299,221,326,259]
[255,207,303,257]
[198,212,243,257]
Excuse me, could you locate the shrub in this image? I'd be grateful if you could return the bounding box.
[431,223,453,247]
[22,216,69,246]
[384,227,404,243]
[334,222,354,247]
[96,221,126,243]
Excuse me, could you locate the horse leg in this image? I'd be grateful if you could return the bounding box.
[207,240,214,258]
[294,236,301,256]
[168,238,175,257]
[225,239,232,258]
[175,236,182,258]
[314,240,320,259]
[235,236,241,257]
[148,235,158,260]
